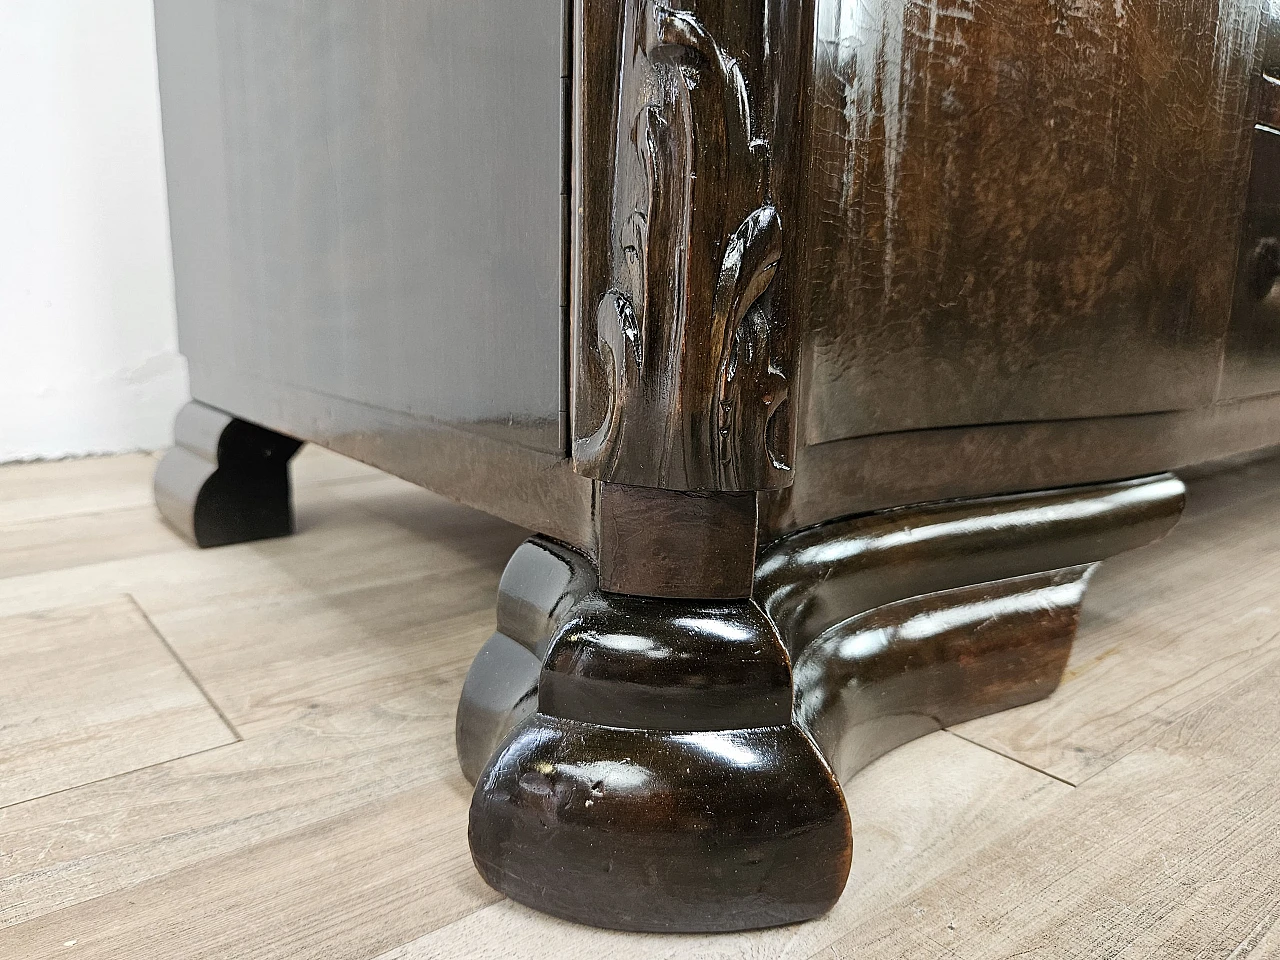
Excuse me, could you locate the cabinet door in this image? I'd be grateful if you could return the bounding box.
[156,0,568,454]
[801,0,1260,444]
[1220,15,1280,401]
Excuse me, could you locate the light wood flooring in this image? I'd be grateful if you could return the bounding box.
[2,445,1279,958]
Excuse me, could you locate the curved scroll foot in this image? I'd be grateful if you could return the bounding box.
[459,474,1186,932]
[471,715,849,932]
[154,401,303,548]
[464,567,850,932]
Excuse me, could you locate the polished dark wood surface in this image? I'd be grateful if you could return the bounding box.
[154,401,302,548]
[153,0,1280,936]
[799,0,1263,442]
[463,537,851,933]
[155,0,1280,542]
[596,483,757,597]
[758,474,1186,643]
[572,0,809,491]
[795,566,1088,782]
[460,474,1185,932]
[456,538,597,784]
[767,394,1280,534]
[1222,13,1280,399]
[155,0,569,457]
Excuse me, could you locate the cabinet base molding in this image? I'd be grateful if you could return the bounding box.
[458,474,1185,932]
[154,401,303,548]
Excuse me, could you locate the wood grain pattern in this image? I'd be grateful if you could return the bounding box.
[801,0,1263,442]
[821,657,1280,958]
[0,699,461,927]
[0,597,235,809]
[1,780,498,960]
[0,454,159,526]
[595,482,757,597]
[572,0,804,491]
[0,507,185,580]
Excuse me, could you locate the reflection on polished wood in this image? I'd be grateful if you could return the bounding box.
[801,0,1262,441]
[459,473,1185,932]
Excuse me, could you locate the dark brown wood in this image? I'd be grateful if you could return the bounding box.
[460,473,1185,933]
[797,0,1261,443]
[153,0,1280,936]
[154,401,303,548]
[464,545,850,932]
[469,715,850,933]
[1221,10,1280,400]
[758,474,1186,645]
[456,538,597,783]
[184,373,597,553]
[571,0,803,491]
[764,397,1280,537]
[794,567,1089,782]
[596,482,757,598]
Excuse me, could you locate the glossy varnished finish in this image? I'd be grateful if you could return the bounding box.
[763,398,1280,536]
[460,474,1185,932]
[456,539,597,784]
[800,0,1264,442]
[154,401,303,548]
[757,474,1186,647]
[466,558,851,932]
[596,482,758,597]
[572,0,809,491]
[470,716,850,932]
[152,0,1280,936]
[1221,11,1280,399]
[184,373,596,553]
[794,567,1090,782]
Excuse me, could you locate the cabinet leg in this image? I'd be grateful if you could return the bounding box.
[459,474,1185,932]
[154,400,303,548]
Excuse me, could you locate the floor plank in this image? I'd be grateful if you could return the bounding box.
[0,507,186,579]
[2,448,1279,958]
[0,698,465,928]
[955,463,1280,784]
[816,655,1280,959]
[0,597,235,809]
[0,455,159,526]
[2,778,498,960]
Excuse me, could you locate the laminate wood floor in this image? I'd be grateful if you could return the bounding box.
[2,445,1278,959]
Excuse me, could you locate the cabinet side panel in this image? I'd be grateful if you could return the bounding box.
[155,0,567,454]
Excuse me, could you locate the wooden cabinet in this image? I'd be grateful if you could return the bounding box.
[153,0,1280,936]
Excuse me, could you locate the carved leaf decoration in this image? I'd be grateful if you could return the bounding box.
[712,206,787,485]
[575,0,791,491]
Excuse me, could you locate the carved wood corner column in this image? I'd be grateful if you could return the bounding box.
[572,0,803,493]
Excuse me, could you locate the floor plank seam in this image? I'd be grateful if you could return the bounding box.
[1060,631,1280,790]
[307,472,387,489]
[942,730,1078,787]
[0,741,233,814]
[127,592,244,743]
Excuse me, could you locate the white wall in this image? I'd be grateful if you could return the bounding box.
[0,0,187,462]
